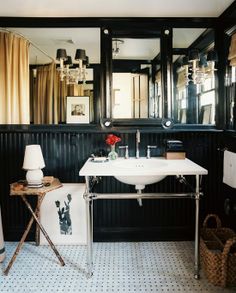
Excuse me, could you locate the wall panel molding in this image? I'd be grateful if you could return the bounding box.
[0,129,234,241]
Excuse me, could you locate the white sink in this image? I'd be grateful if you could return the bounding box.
[79,157,208,189]
[112,158,168,190]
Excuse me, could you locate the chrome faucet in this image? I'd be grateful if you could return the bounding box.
[136,129,140,159]
[146,145,157,159]
[119,145,129,159]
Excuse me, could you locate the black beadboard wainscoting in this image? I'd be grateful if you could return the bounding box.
[0,128,233,242]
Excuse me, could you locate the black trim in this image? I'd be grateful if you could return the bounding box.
[0,12,235,129]
[219,0,236,19]
[0,17,218,28]
[94,226,194,242]
[0,124,222,133]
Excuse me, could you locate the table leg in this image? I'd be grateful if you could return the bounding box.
[21,195,65,267]
[85,176,93,277]
[35,195,44,246]
[4,215,35,275]
[194,174,200,279]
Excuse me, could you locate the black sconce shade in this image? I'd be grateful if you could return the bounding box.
[75,49,86,61]
[199,55,208,67]
[182,56,189,65]
[83,56,89,66]
[188,49,200,62]
[207,50,218,62]
[64,56,73,66]
[56,49,67,60]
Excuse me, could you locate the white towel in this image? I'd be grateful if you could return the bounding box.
[223,150,236,188]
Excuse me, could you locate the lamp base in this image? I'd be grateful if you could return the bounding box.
[27,183,44,189]
[26,169,44,188]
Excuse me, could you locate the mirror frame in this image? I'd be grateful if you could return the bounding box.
[1,16,231,128]
[100,19,221,127]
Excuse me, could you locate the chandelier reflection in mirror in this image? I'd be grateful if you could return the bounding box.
[181,49,218,85]
[56,48,89,84]
[112,39,124,58]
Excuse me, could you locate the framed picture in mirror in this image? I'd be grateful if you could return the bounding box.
[66,96,90,123]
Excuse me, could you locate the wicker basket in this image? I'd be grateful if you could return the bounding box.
[200,214,236,287]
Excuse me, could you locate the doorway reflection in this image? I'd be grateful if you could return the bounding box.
[112,37,161,119]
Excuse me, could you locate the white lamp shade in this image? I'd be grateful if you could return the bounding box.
[22,145,45,170]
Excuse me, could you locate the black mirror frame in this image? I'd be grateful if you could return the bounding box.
[0,16,234,129]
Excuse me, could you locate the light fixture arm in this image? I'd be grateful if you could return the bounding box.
[56,48,89,84]
[181,49,217,85]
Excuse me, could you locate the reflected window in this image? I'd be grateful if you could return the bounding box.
[154,70,163,118]
[197,73,215,124]
[226,66,236,128]
[173,28,216,124]
[178,88,187,123]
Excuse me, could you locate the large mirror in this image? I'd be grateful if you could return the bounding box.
[1,24,216,126]
[1,27,100,124]
[112,37,161,119]
[172,28,216,125]
[107,27,216,125]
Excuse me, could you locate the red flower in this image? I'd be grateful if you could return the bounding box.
[105,134,121,146]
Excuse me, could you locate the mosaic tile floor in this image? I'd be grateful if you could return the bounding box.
[0,241,235,292]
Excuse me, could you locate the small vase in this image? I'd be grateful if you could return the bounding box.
[108,145,118,160]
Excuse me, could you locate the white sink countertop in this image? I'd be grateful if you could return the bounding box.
[79,157,208,177]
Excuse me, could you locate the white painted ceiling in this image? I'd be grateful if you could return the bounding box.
[1,0,234,64]
[0,0,234,17]
[7,28,101,64]
[113,38,160,60]
[5,27,207,64]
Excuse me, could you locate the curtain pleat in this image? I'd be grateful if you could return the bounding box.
[30,63,90,124]
[34,64,54,124]
[32,64,82,124]
[0,32,30,124]
[31,63,74,124]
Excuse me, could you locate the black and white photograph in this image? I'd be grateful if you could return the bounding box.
[66,96,90,123]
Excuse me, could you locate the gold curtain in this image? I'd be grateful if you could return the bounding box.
[0,32,30,124]
[31,64,86,124]
[32,63,62,124]
[228,33,236,67]
[33,63,54,124]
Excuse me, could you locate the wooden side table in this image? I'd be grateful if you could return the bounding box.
[4,178,65,275]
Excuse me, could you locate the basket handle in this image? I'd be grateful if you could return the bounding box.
[221,237,236,287]
[203,214,222,228]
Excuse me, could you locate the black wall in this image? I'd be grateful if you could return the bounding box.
[0,127,235,242]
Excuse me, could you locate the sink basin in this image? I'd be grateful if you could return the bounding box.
[112,158,167,190]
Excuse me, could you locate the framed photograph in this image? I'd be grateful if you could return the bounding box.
[40,183,87,245]
[66,96,90,123]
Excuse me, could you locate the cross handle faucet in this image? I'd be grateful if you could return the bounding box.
[119,145,129,159]
[146,145,157,159]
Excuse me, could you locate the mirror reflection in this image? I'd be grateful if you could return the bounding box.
[172,28,216,124]
[112,37,161,119]
[1,25,217,126]
[1,27,100,124]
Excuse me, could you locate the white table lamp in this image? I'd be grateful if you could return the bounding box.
[22,145,45,188]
